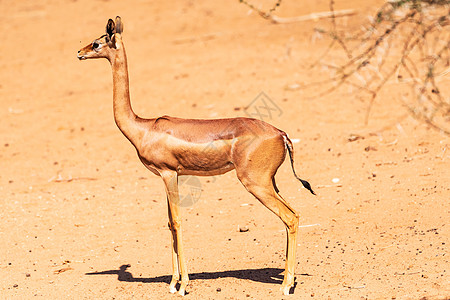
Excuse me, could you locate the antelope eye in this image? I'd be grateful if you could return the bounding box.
[92,41,100,49]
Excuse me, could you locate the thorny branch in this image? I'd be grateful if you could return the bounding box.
[239,0,450,134]
[308,0,450,133]
[239,0,282,19]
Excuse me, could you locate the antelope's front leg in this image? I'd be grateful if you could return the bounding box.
[167,215,179,293]
[162,171,189,296]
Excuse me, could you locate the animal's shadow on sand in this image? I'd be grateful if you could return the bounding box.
[86,264,302,292]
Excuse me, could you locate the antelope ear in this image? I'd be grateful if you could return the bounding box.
[115,16,123,34]
[106,18,115,37]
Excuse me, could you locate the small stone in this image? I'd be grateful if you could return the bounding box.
[364,146,377,152]
[348,134,364,142]
[285,83,301,91]
[239,226,249,232]
[216,288,221,292]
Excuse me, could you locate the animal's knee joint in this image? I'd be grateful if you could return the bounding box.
[171,219,181,230]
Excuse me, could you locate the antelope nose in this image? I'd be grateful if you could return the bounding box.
[77,51,86,60]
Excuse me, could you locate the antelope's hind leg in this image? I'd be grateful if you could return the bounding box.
[236,173,299,295]
[234,136,300,294]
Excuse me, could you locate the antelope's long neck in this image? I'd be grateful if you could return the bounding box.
[109,39,143,147]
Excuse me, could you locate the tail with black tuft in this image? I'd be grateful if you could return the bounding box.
[282,133,316,195]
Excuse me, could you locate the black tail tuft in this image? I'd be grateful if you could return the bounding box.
[300,179,316,195]
[283,133,316,195]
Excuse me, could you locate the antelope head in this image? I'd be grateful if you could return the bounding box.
[77,16,124,61]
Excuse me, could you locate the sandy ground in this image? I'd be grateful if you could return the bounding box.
[1,0,449,299]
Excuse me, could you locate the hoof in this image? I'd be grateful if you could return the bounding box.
[280,285,292,295]
[169,286,177,294]
[178,289,186,296]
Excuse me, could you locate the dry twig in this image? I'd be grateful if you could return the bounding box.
[270,9,356,24]
[239,0,355,23]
